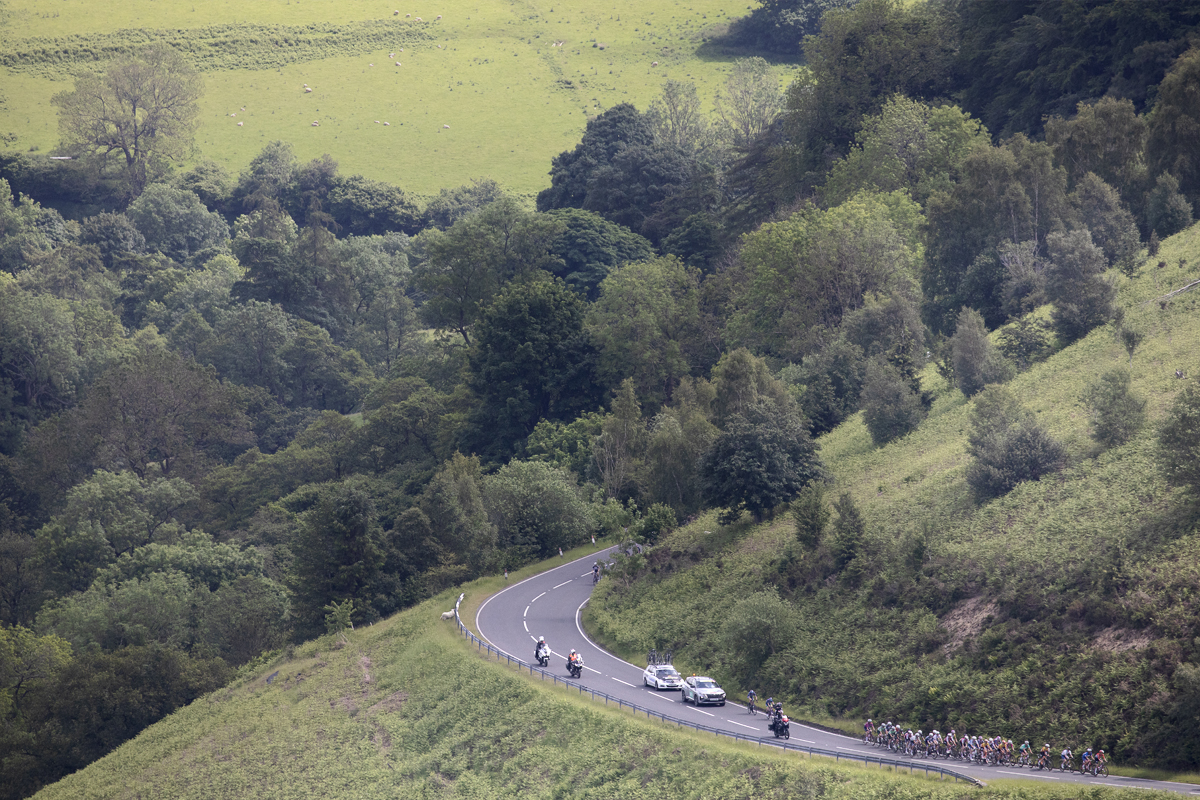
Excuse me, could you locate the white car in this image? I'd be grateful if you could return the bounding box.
[643,664,684,690]
[682,676,726,706]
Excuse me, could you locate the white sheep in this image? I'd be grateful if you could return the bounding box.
[305,87,313,93]
[415,16,422,21]
[443,124,450,128]
[369,63,374,66]
[384,122,390,126]
[406,12,411,17]
[312,121,320,126]
[440,610,455,620]
[394,9,399,14]
[230,112,236,117]
[652,61,658,66]
[390,52,395,57]
[375,120,381,123]
[396,61,402,66]
[237,121,244,126]
[436,14,442,19]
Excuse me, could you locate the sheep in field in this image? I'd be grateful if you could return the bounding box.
[440,610,455,620]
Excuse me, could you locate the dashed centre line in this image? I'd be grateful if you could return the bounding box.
[612,677,637,688]
[531,592,546,602]
[552,580,572,589]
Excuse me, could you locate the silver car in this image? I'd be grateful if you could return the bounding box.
[682,676,726,706]
[643,664,684,690]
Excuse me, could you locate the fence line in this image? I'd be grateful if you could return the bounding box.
[453,594,981,787]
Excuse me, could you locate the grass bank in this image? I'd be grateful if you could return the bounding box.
[34,560,1183,799]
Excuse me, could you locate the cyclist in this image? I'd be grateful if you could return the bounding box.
[1093,749,1107,775]
[1081,747,1094,772]
[864,718,874,743]
[1060,746,1074,772]
[747,689,758,714]
[592,562,600,583]
[1019,740,1031,765]
[1039,743,1052,769]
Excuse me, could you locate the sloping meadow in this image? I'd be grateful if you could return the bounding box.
[0,0,792,194]
[587,224,1200,765]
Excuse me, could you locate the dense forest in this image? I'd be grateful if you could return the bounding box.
[3,0,1200,795]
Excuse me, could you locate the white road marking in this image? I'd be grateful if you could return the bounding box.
[532,592,546,602]
[584,664,602,673]
[580,572,593,578]
[612,678,637,687]
[523,606,529,617]
[795,738,816,744]
[523,621,528,632]
[689,708,715,717]
[552,580,572,589]
[837,747,862,751]
[729,721,759,731]
[647,692,676,702]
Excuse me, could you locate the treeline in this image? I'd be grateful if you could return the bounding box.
[2,0,1200,793]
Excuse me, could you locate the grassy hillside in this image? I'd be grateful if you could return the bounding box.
[32,570,1179,800]
[586,223,1200,768]
[0,0,797,195]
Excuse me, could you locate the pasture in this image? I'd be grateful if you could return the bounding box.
[0,0,799,196]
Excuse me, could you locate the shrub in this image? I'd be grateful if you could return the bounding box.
[1145,173,1194,239]
[792,482,830,549]
[701,398,823,523]
[950,306,1015,397]
[1084,368,1146,449]
[1159,379,1200,494]
[861,358,926,446]
[966,386,1067,502]
[1045,228,1117,343]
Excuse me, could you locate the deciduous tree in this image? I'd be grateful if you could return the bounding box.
[52,45,202,198]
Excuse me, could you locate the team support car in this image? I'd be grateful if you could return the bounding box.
[681,676,726,706]
[643,664,684,690]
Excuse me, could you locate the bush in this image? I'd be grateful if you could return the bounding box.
[966,386,1067,502]
[791,482,830,549]
[1158,379,1200,494]
[719,589,797,682]
[861,358,926,446]
[700,398,823,523]
[1145,173,1194,239]
[1045,228,1117,343]
[1084,367,1146,449]
[950,306,1014,397]
[483,460,594,559]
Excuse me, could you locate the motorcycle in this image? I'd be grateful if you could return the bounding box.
[567,655,584,679]
[769,714,790,740]
[535,644,550,668]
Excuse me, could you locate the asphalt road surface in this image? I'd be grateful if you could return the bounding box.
[476,548,1200,796]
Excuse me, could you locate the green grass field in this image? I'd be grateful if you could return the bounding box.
[0,0,799,196]
[32,553,1182,799]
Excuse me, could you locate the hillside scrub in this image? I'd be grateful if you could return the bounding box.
[587,224,1200,769]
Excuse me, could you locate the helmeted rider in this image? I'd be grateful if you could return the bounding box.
[535,636,549,662]
[566,648,580,672]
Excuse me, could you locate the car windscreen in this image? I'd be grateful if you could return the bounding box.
[659,669,680,678]
[695,680,717,688]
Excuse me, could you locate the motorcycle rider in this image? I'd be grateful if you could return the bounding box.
[535,636,549,664]
[566,648,581,674]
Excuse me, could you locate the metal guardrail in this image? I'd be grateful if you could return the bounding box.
[453,594,982,786]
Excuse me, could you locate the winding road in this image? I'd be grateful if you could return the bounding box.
[476,548,1200,796]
